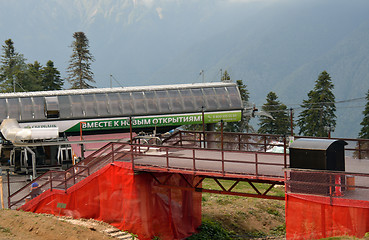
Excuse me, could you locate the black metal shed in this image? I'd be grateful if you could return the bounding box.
[289,138,348,195]
[289,138,347,171]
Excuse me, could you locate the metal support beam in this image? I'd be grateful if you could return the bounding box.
[147,172,284,200]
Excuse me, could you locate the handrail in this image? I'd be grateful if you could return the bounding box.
[130,143,288,179]
[10,130,367,208]
[8,142,131,209]
[164,130,369,158]
[285,168,369,203]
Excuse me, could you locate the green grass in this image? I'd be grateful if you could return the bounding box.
[201,178,285,198]
[186,220,232,240]
[197,178,286,239]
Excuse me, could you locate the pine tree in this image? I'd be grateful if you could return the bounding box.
[41,60,63,90]
[25,61,44,91]
[258,92,290,135]
[223,79,251,132]
[221,70,231,82]
[0,39,27,92]
[67,32,95,89]
[297,71,336,137]
[359,89,369,139]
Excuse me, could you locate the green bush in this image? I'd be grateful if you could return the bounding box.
[186,220,232,240]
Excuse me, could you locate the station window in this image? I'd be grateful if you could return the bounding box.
[144,91,159,114]
[131,92,146,114]
[70,95,84,117]
[191,88,205,111]
[82,94,97,117]
[107,93,123,115]
[214,87,230,108]
[168,90,183,112]
[20,97,34,120]
[0,99,7,120]
[203,88,218,110]
[7,98,20,119]
[59,96,72,118]
[226,86,243,108]
[44,96,60,118]
[33,97,46,120]
[119,92,133,115]
[156,90,170,112]
[95,94,109,116]
[180,89,195,111]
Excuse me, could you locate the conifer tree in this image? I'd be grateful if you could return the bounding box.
[25,61,44,91]
[258,92,290,135]
[67,32,95,89]
[297,71,336,137]
[0,39,27,92]
[41,60,63,90]
[359,89,369,139]
[221,70,231,82]
[223,79,252,132]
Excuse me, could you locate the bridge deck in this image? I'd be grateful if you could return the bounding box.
[131,147,288,182]
[6,141,369,209]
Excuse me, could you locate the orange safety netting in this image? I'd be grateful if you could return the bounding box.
[286,193,369,239]
[20,162,202,240]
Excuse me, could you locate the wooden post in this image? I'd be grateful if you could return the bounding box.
[7,170,10,209]
[50,172,53,191]
[202,106,206,148]
[283,136,287,168]
[112,143,114,163]
[0,176,4,209]
[166,148,169,170]
[64,172,67,193]
[129,117,133,144]
[221,120,225,175]
[255,153,258,176]
[192,149,196,171]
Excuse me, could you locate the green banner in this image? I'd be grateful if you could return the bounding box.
[65,111,241,133]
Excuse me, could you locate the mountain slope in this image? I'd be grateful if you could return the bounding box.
[1,0,369,137]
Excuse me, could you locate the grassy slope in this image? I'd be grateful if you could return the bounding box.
[199,178,286,239]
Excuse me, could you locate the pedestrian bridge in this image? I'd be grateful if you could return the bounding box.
[7,130,369,240]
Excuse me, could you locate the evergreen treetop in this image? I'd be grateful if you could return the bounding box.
[0,39,27,92]
[359,89,369,139]
[67,32,95,89]
[41,60,63,91]
[258,91,290,135]
[297,71,336,137]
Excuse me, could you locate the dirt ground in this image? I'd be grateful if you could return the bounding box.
[0,209,128,240]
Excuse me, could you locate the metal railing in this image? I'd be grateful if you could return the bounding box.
[129,143,288,180]
[10,131,368,209]
[285,168,369,203]
[163,130,369,158]
[162,130,288,152]
[8,142,132,209]
[8,140,289,209]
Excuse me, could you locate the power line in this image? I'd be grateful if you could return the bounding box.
[255,96,367,110]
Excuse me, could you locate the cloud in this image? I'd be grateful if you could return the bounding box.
[227,0,278,2]
[156,7,164,19]
[133,0,154,8]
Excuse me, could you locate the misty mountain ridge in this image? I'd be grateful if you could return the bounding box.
[0,0,368,138]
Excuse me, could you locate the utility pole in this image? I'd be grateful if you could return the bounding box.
[200,70,204,83]
[290,108,294,136]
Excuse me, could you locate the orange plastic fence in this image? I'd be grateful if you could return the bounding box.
[20,162,202,240]
[286,193,369,239]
